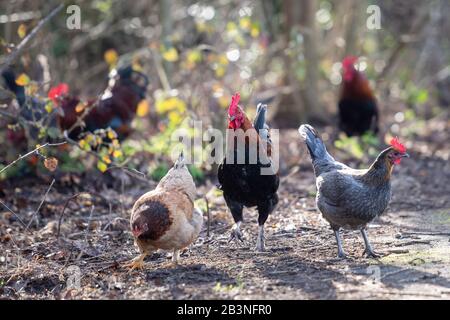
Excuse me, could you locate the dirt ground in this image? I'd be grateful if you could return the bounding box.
[0,122,449,300]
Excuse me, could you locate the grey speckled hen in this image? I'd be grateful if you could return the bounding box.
[299,125,409,258]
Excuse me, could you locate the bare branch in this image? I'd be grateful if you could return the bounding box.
[0,141,66,175]
[0,4,64,74]
[25,178,55,232]
[0,199,27,228]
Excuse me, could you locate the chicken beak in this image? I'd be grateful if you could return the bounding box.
[401,153,409,158]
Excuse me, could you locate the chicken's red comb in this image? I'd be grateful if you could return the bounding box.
[228,92,240,116]
[48,83,69,103]
[390,137,406,153]
[342,56,358,68]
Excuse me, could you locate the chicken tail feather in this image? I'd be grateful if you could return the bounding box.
[298,124,334,163]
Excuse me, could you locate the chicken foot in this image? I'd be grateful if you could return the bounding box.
[361,229,382,258]
[228,221,244,243]
[124,253,147,271]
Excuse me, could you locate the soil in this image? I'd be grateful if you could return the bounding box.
[0,120,449,300]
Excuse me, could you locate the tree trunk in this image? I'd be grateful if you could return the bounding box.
[299,0,325,123]
[273,0,325,128]
[159,0,173,80]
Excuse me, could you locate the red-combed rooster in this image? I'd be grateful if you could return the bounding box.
[338,56,379,136]
[1,66,148,144]
[217,93,279,252]
[56,66,149,141]
[299,124,409,258]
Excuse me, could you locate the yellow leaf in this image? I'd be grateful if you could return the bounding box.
[132,60,144,72]
[102,155,112,164]
[239,17,251,30]
[75,102,86,113]
[226,22,238,32]
[85,133,94,143]
[168,111,182,125]
[187,50,202,64]
[26,82,39,95]
[17,24,27,39]
[45,102,53,113]
[97,161,108,172]
[104,49,118,66]
[162,47,179,62]
[218,96,230,108]
[136,99,150,117]
[15,73,30,86]
[250,24,260,38]
[79,139,87,149]
[112,139,120,148]
[107,129,117,140]
[155,97,186,114]
[215,66,226,78]
[112,150,123,158]
[218,54,229,66]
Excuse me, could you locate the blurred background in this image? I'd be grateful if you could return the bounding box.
[0,0,449,180]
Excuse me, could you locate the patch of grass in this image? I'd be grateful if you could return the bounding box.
[213,280,244,293]
[380,247,450,266]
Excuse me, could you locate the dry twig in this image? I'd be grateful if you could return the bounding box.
[0,4,64,73]
[0,142,66,175]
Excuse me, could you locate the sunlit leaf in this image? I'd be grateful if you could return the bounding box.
[45,102,53,113]
[226,22,238,32]
[97,161,108,172]
[155,97,186,114]
[218,95,230,108]
[79,139,91,151]
[136,99,150,117]
[107,128,117,140]
[218,54,229,66]
[112,139,120,148]
[168,111,182,125]
[75,102,86,113]
[102,155,112,164]
[215,66,226,78]
[162,47,179,62]
[26,81,39,95]
[239,17,251,30]
[104,49,118,66]
[187,49,202,64]
[112,150,123,158]
[15,73,30,86]
[17,24,27,39]
[250,23,260,38]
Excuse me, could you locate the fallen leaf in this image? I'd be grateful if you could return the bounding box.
[44,157,58,172]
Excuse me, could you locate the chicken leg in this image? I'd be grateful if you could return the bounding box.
[255,225,266,252]
[226,197,245,243]
[333,229,348,259]
[172,249,180,265]
[255,197,277,252]
[361,229,381,258]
